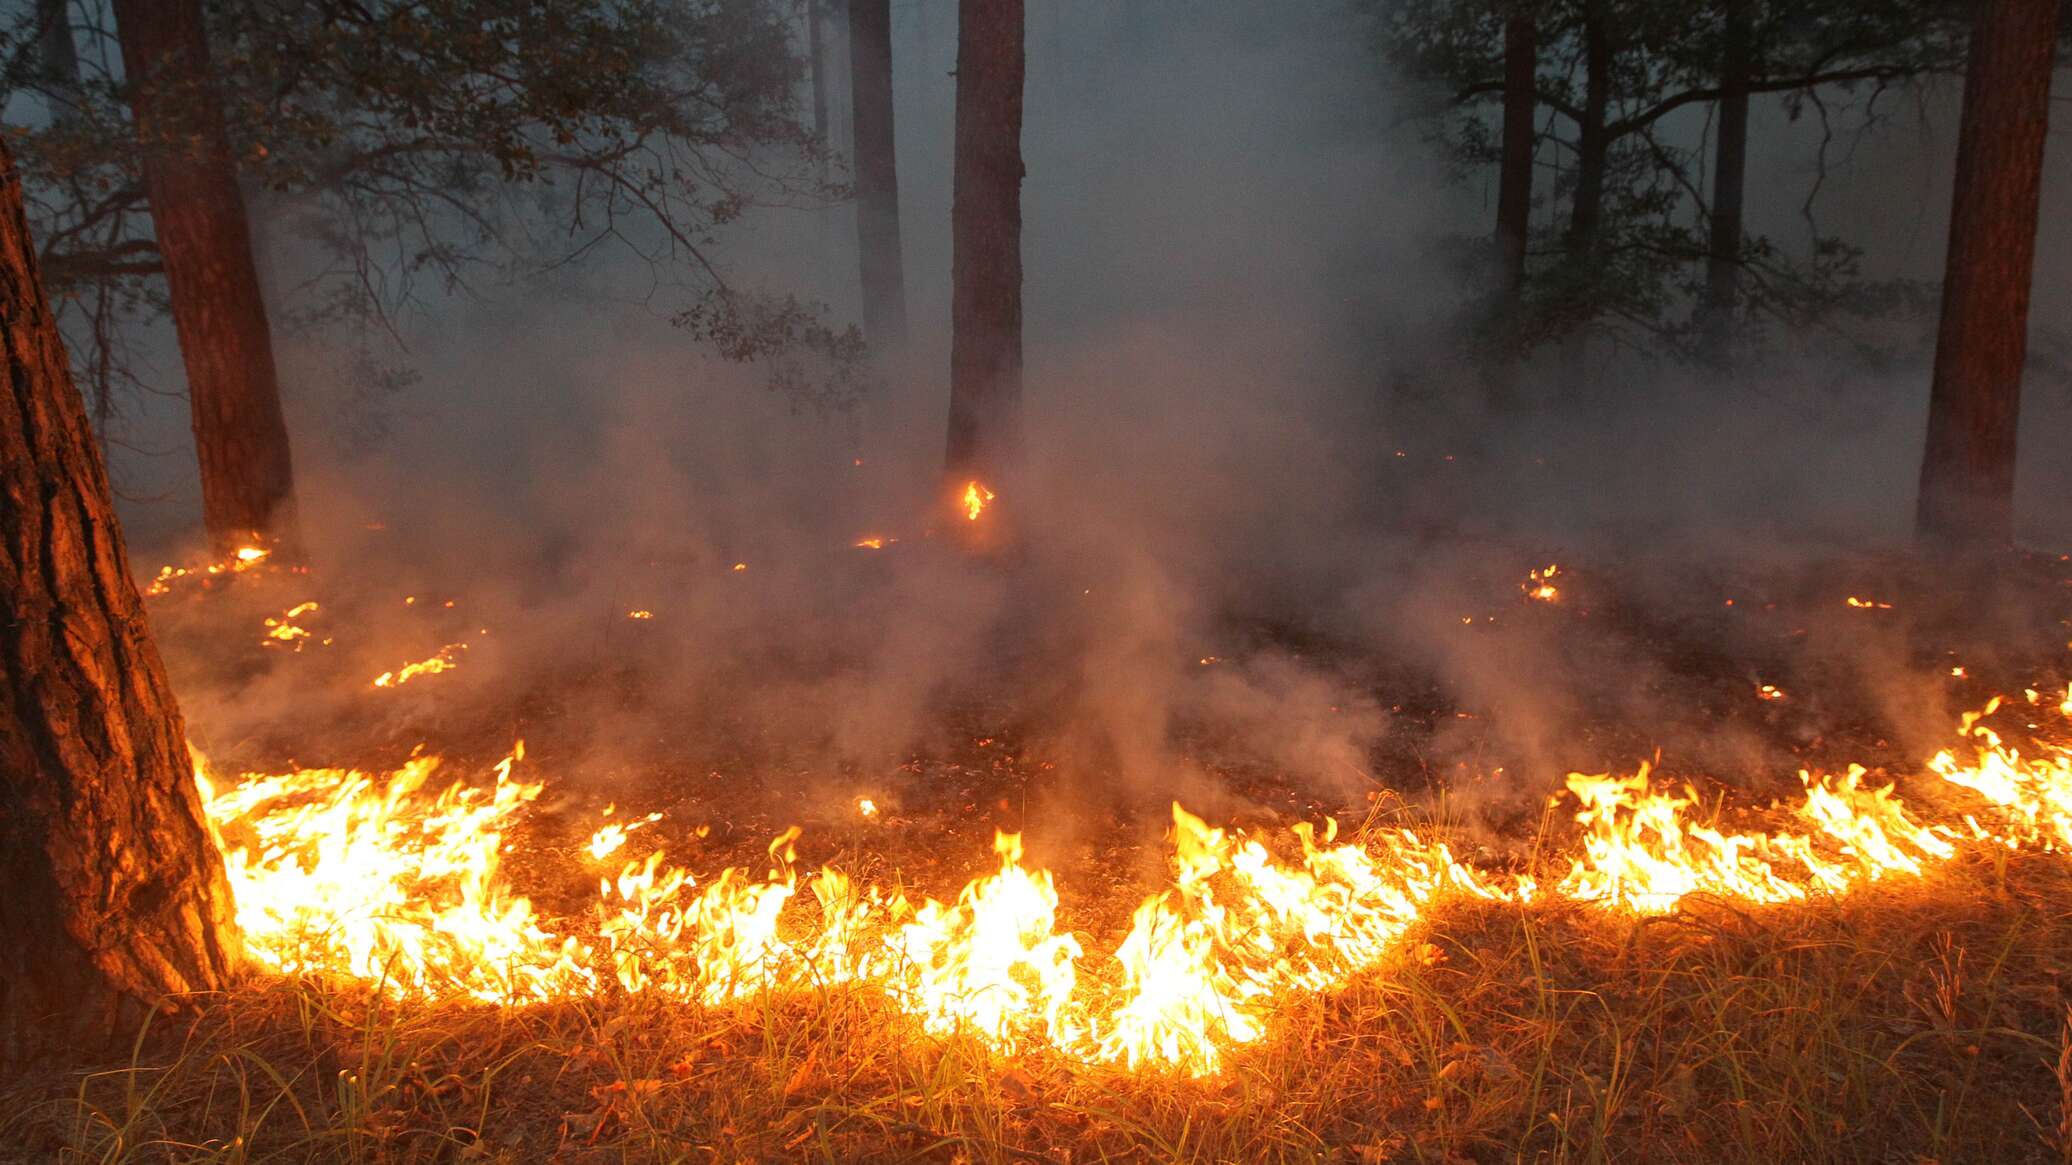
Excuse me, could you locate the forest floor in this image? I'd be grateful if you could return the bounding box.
[6,542,2072,1163]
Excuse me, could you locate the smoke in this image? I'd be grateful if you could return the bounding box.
[111,0,2072,841]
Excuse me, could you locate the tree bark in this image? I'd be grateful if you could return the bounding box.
[1495,7,1536,300]
[945,0,1024,487]
[1914,0,2059,548]
[1702,0,1752,361]
[849,0,908,352]
[112,0,301,559]
[0,137,241,1075]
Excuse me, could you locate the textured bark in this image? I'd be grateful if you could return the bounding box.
[112,0,301,559]
[1915,0,2059,547]
[0,138,241,1075]
[849,0,908,352]
[945,0,1024,484]
[1495,8,1536,299]
[1702,0,1752,359]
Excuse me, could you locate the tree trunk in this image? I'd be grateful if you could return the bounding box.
[1914,0,2059,548]
[36,0,79,114]
[1565,5,1610,260]
[807,0,831,185]
[1702,0,1751,361]
[1495,7,1536,300]
[850,0,908,352]
[945,0,1024,488]
[0,137,241,1075]
[112,0,301,559]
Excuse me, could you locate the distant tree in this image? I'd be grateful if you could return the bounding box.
[0,134,240,1073]
[1374,0,1970,367]
[0,0,857,525]
[849,0,907,352]
[111,0,302,558]
[945,0,1024,495]
[1914,0,2060,547]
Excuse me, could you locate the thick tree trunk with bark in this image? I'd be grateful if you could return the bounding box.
[0,138,241,1074]
[1495,8,1536,300]
[112,0,301,559]
[1915,0,2059,547]
[1702,0,1751,360]
[945,0,1024,487]
[849,0,907,352]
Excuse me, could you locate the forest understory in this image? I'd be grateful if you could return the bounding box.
[6,541,2072,1165]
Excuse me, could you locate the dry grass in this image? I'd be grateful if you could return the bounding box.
[7,851,2070,1165]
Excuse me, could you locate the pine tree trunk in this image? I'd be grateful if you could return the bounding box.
[0,137,241,1075]
[1702,0,1751,361]
[36,0,79,112]
[1915,0,2059,548]
[807,0,831,185]
[112,0,301,559]
[945,0,1024,487]
[1565,6,1610,260]
[850,0,908,352]
[1495,8,1536,300]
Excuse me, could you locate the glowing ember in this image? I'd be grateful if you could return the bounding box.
[373,642,467,688]
[627,609,654,620]
[961,480,996,521]
[854,537,893,550]
[1524,564,1560,602]
[1846,596,1894,609]
[1757,683,1786,701]
[732,562,748,572]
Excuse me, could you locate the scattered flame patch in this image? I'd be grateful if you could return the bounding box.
[961,481,996,522]
[373,642,467,688]
[1846,596,1894,610]
[1524,564,1561,602]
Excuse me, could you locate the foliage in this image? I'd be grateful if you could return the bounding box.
[1367,0,1976,367]
[0,0,862,444]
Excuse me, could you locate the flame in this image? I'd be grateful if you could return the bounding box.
[188,681,2072,1077]
[196,744,592,1002]
[854,537,892,550]
[262,600,321,647]
[627,609,655,620]
[145,544,273,596]
[373,643,467,688]
[587,806,663,861]
[1524,564,1560,602]
[961,481,995,521]
[1845,596,1893,609]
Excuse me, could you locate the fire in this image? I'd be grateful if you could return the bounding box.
[1757,683,1786,701]
[196,744,592,1002]
[373,642,467,688]
[145,544,273,596]
[262,600,321,647]
[854,536,893,550]
[961,480,995,521]
[1524,564,1560,601]
[627,609,654,620]
[188,680,2072,1077]
[587,805,663,861]
[1846,596,1894,609]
